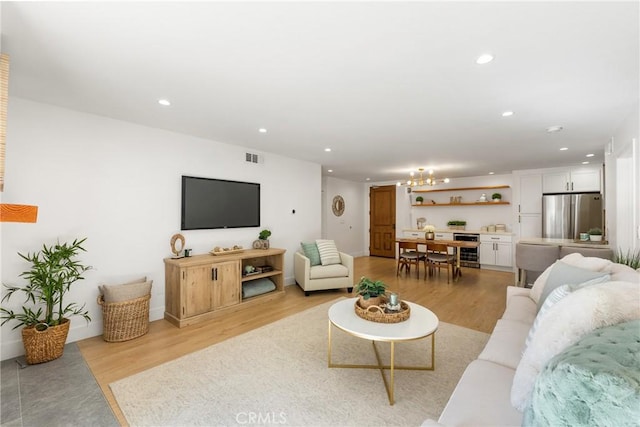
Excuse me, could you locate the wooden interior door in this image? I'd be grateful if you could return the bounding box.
[369,185,396,258]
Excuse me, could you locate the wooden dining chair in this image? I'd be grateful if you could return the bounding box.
[425,243,455,283]
[397,241,425,278]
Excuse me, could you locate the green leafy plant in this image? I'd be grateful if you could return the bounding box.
[614,248,640,269]
[491,193,502,200]
[415,196,424,203]
[354,276,387,300]
[0,238,92,329]
[447,220,467,226]
[259,229,272,240]
[588,228,603,235]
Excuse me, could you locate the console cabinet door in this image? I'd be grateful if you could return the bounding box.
[213,260,241,309]
[184,265,214,318]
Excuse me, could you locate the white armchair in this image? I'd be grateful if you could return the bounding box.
[294,251,354,296]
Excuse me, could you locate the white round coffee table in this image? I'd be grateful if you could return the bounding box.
[327,297,439,405]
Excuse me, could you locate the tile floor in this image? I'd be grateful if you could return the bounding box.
[1,343,117,427]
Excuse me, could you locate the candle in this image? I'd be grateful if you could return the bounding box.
[389,293,398,306]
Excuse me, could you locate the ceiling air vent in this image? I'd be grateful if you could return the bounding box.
[245,152,260,164]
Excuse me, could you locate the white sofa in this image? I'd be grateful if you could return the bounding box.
[294,251,354,296]
[427,253,640,426]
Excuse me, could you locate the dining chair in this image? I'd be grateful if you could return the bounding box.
[397,241,425,278]
[425,243,455,283]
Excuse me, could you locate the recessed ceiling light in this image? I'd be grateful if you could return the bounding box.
[327,169,333,173]
[586,153,594,157]
[488,172,495,175]
[547,125,563,133]
[582,161,590,165]
[476,54,494,64]
[258,128,267,133]
[501,111,514,117]
[365,178,371,181]
[324,148,332,152]
[158,99,171,106]
[559,147,569,151]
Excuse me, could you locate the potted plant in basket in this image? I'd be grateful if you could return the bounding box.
[354,276,387,308]
[415,196,424,205]
[491,193,502,202]
[588,228,603,242]
[0,238,92,364]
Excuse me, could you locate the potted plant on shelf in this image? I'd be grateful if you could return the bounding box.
[354,276,387,308]
[415,196,424,205]
[258,229,271,249]
[588,228,603,242]
[492,193,502,202]
[0,238,92,364]
[447,220,467,230]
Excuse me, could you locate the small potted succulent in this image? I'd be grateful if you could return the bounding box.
[257,229,271,249]
[354,276,387,308]
[588,227,603,242]
[415,196,424,205]
[491,193,502,202]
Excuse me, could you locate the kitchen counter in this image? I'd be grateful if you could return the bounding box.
[518,237,610,249]
[403,228,514,235]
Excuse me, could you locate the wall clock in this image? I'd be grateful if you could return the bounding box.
[332,195,345,217]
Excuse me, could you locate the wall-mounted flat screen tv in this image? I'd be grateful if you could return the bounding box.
[181,175,260,230]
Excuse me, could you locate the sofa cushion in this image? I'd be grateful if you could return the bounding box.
[536,261,609,311]
[609,262,640,282]
[501,294,537,325]
[477,319,531,370]
[438,359,523,426]
[316,239,341,266]
[529,253,613,305]
[511,280,640,412]
[300,242,321,266]
[525,320,640,426]
[309,263,349,280]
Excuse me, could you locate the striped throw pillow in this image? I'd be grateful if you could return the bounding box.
[316,239,341,266]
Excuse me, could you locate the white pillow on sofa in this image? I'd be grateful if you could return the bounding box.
[510,280,640,412]
[529,253,613,305]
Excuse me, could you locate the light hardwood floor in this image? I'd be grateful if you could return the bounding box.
[78,256,514,426]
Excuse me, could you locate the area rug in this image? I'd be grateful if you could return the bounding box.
[110,299,489,426]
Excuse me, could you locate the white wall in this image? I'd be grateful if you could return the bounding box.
[1,98,321,360]
[321,176,366,257]
[605,102,640,252]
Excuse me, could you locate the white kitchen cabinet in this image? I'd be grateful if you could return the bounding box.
[542,166,601,193]
[518,215,542,239]
[479,234,512,268]
[403,230,424,238]
[517,174,543,214]
[434,232,453,240]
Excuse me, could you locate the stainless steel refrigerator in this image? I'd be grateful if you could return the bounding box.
[542,193,603,240]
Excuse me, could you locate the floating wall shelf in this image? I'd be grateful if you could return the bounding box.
[412,202,510,207]
[412,185,510,193]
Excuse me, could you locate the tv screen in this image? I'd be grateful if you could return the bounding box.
[181,176,260,230]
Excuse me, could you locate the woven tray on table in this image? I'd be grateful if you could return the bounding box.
[354,299,410,323]
[98,294,150,342]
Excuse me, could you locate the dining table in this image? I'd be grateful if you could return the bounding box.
[395,237,481,281]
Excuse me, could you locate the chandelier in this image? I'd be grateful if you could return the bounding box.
[399,168,450,187]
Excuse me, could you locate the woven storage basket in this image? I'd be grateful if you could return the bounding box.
[354,299,410,323]
[98,294,150,342]
[21,318,70,365]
